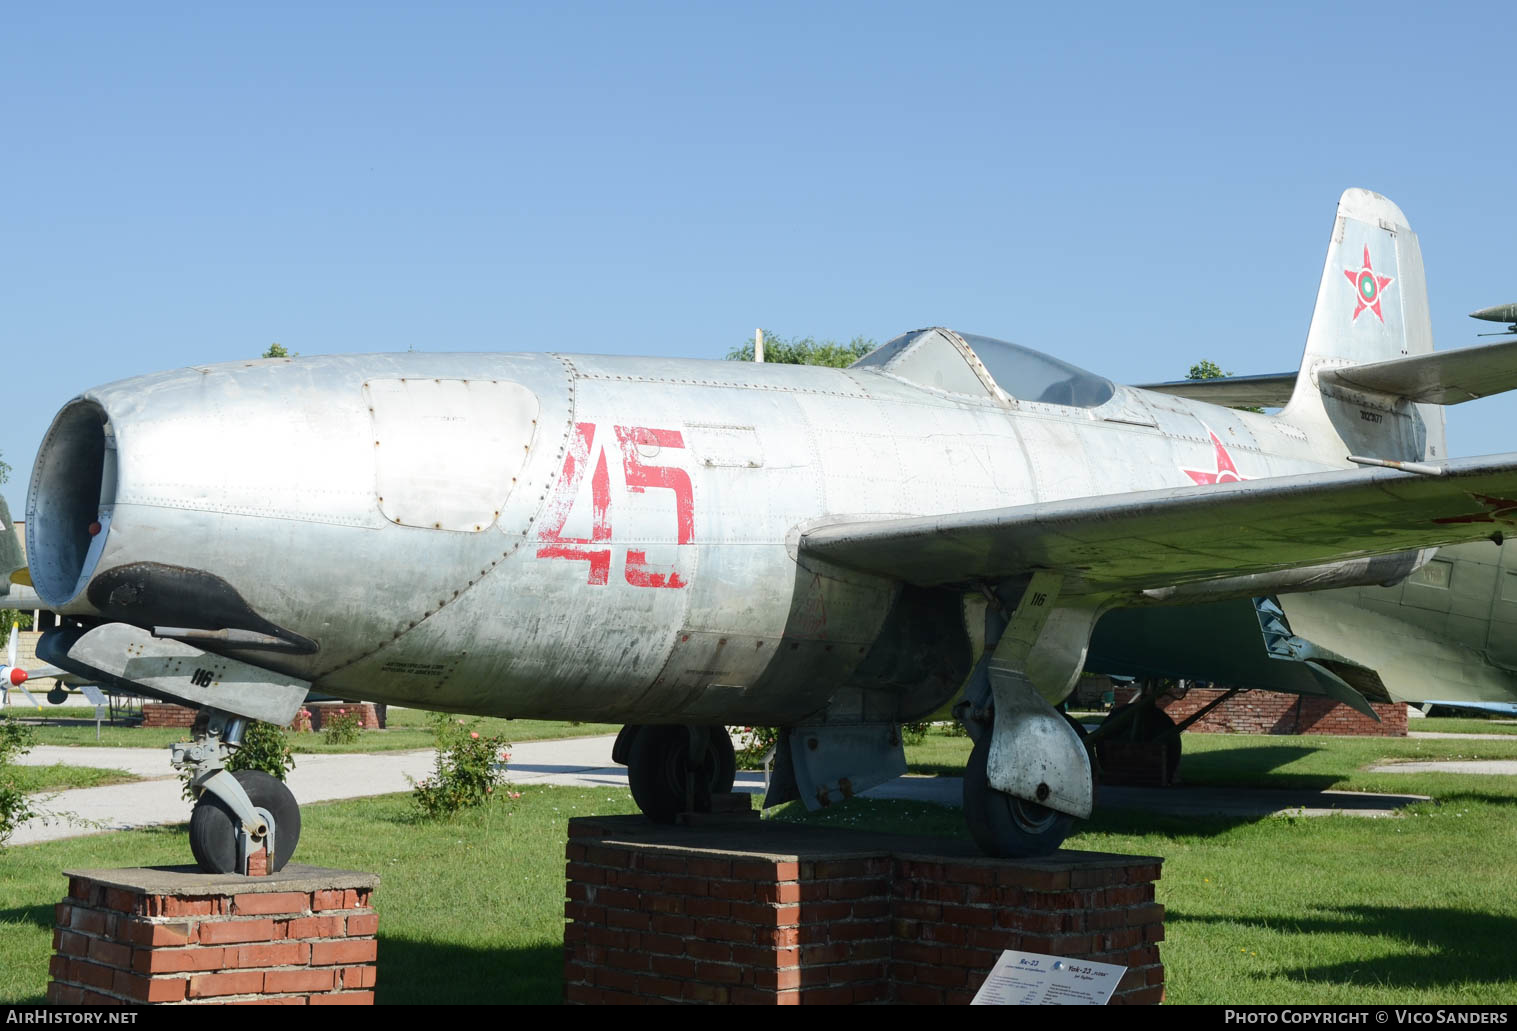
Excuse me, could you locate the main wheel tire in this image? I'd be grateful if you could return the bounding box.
[710,727,737,795]
[189,769,302,874]
[962,733,1074,859]
[627,725,736,824]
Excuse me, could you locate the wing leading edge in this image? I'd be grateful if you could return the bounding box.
[800,453,1517,593]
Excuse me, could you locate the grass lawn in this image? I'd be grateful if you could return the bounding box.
[7,765,140,793]
[1,707,619,752]
[0,786,644,1005]
[1415,716,1517,735]
[5,725,1517,1004]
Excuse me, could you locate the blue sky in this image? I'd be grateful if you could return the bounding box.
[4,2,1515,514]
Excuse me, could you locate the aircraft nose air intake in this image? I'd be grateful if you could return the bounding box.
[27,398,115,608]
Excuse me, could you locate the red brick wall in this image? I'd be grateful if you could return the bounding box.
[1157,689,1407,737]
[140,703,199,728]
[138,702,382,733]
[48,869,378,1005]
[563,817,1164,1005]
[305,703,381,732]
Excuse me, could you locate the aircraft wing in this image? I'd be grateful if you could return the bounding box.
[1134,372,1296,408]
[800,453,1517,593]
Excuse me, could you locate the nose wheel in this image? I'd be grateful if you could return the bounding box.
[171,709,305,874]
[189,769,302,874]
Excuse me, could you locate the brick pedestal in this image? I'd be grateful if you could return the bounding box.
[1096,741,1176,787]
[564,816,1163,1005]
[306,703,382,732]
[47,865,379,1005]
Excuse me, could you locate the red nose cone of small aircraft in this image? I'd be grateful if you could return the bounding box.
[6,669,24,687]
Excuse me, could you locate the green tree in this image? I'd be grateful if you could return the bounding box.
[263,343,295,358]
[1187,358,1264,413]
[726,331,876,368]
[1187,359,1230,380]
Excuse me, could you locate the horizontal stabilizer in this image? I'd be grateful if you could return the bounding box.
[1303,661,1379,721]
[801,452,1517,592]
[1317,338,1517,404]
[1087,598,1385,717]
[1136,372,1296,408]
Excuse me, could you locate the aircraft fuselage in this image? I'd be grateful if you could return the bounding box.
[27,346,1360,725]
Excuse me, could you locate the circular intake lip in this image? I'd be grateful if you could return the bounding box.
[27,398,115,609]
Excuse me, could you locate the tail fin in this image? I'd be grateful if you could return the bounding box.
[1284,188,1445,462]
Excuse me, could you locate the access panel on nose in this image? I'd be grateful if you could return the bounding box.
[364,378,540,532]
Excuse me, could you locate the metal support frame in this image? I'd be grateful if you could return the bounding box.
[1084,680,1242,747]
[1169,687,1242,735]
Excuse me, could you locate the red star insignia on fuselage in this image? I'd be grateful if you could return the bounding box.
[1343,245,1394,323]
[1182,430,1248,485]
[1432,494,1517,527]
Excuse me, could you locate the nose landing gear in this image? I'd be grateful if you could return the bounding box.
[189,769,301,874]
[37,622,312,875]
[174,709,302,874]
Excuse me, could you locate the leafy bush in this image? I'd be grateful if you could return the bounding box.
[410,714,517,819]
[901,721,932,746]
[0,715,38,849]
[230,720,297,780]
[322,707,362,745]
[731,726,780,770]
[0,610,33,634]
[179,719,295,801]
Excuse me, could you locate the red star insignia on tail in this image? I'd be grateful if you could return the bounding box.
[1181,430,1248,485]
[1343,245,1394,323]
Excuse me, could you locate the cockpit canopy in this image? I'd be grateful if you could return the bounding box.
[851,328,1115,408]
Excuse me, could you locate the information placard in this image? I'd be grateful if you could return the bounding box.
[970,950,1126,1005]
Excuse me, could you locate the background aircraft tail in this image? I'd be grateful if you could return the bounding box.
[0,495,22,594]
[1283,188,1446,463]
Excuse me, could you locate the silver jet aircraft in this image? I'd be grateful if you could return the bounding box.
[15,188,1517,872]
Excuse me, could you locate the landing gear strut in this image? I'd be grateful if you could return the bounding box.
[174,709,302,874]
[955,573,1105,858]
[621,724,736,823]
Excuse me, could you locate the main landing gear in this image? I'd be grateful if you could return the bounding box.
[616,724,737,823]
[955,573,1104,858]
[962,733,1074,859]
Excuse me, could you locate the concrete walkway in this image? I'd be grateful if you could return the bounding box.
[11,735,633,846]
[12,733,1434,846]
[1368,759,1517,775]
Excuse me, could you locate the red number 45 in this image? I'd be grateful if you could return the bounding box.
[536,422,693,588]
